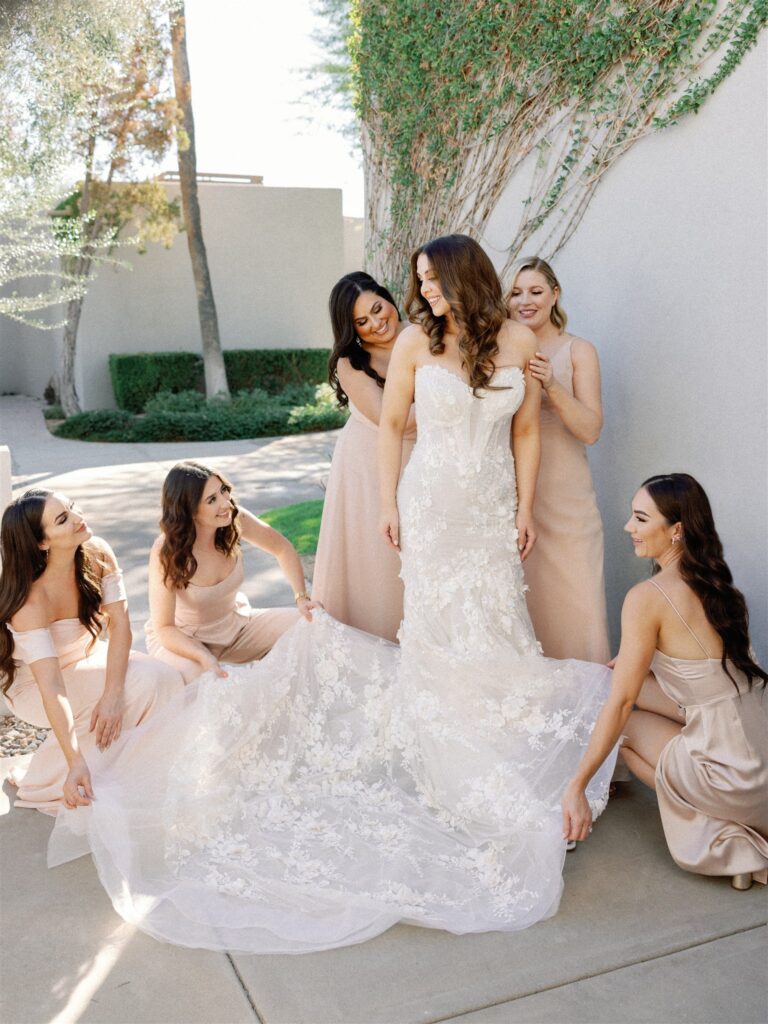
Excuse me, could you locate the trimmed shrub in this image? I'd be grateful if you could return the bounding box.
[110,349,330,412]
[287,383,347,432]
[223,349,329,394]
[54,409,134,441]
[109,352,203,412]
[55,384,348,443]
[144,389,207,414]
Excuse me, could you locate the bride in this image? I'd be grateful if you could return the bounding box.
[49,235,618,954]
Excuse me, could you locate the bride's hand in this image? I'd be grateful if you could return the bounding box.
[379,506,400,551]
[515,510,536,561]
[561,780,593,842]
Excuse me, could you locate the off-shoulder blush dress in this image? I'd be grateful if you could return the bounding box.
[523,338,610,662]
[8,571,184,814]
[313,402,415,642]
[650,580,768,879]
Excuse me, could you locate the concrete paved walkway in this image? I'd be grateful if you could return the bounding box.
[1,396,766,1024]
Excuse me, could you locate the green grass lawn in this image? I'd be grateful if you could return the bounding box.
[260,499,324,555]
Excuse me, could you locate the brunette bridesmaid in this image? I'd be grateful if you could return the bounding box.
[146,461,317,682]
[0,490,184,812]
[312,272,416,642]
[508,258,610,662]
[563,474,768,890]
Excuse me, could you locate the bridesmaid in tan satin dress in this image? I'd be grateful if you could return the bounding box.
[562,474,768,890]
[313,273,416,642]
[146,462,317,683]
[0,490,183,813]
[508,259,610,662]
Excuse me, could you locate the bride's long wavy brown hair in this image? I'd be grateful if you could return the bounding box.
[0,490,103,698]
[643,473,767,691]
[159,462,241,589]
[405,234,508,396]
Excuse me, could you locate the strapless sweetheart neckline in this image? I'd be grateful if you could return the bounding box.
[416,362,524,391]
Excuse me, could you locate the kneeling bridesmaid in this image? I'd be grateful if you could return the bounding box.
[146,461,318,682]
[562,474,768,889]
[0,490,184,813]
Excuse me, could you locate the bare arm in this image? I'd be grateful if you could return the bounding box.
[338,359,416,436]
[11,596,94,807]
[561,584,661,840]
[535,338,603,445]
[148,541,227,675]
[239,509,318,621]
[378,327,420,550]
[511,336,542,561]
[88,538,130,750]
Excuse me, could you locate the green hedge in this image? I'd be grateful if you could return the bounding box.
[53,385,348,442]
[109,349,330,413]
[109,353,202,413]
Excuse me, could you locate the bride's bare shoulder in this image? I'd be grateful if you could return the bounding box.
[394,323,431,364]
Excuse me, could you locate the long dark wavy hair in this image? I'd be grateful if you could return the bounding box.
[643,473,767,690]
[508,256,568,331]
[327,271,401,407]
[159,462,241,589]
[405,234,508,396]
[0,490,103,698]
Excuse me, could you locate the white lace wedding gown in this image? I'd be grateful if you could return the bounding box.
[49,364,617,953]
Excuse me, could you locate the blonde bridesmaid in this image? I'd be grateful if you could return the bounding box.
[508,257,610,662]
[146,462,317,683]
[313,273,416,642]
[0,490,184,813]
[563,474,768,890]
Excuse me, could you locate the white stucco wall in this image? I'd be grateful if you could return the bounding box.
[343,216,365,273]
[0,284,61,400]
[485,41,767,661]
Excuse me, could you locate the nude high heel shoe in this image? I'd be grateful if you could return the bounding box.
[731,870,768,890]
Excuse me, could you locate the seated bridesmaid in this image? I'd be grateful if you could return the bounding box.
[312,272,416,642]
[562,474,768,889]
[146,461,317,682]
[0,490,184,813]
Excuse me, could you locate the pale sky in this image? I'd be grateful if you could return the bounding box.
[167,0,364,216]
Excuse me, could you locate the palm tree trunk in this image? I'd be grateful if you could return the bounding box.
[170,4,229,399]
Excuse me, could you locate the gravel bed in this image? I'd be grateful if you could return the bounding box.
[0,715,49,757]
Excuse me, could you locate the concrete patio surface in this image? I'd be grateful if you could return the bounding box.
[1,395,766,1024]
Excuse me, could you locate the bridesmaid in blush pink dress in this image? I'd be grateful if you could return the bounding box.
[145,462,316,683]
[0,490,184,813]
[313,273,416,642]
[508,258,610,663]
[563,474,768,889]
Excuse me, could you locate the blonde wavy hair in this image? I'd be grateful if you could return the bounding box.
[507,257,568,332]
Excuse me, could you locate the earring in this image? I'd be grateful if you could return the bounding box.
[355,337,363,348]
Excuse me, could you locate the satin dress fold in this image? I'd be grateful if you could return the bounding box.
[313,401,415,642]
[523,338,610,662]
[649,581,768,879]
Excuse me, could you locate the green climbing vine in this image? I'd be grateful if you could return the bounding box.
[321,0,766,292]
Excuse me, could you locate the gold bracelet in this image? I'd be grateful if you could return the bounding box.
[294,590,311,603]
